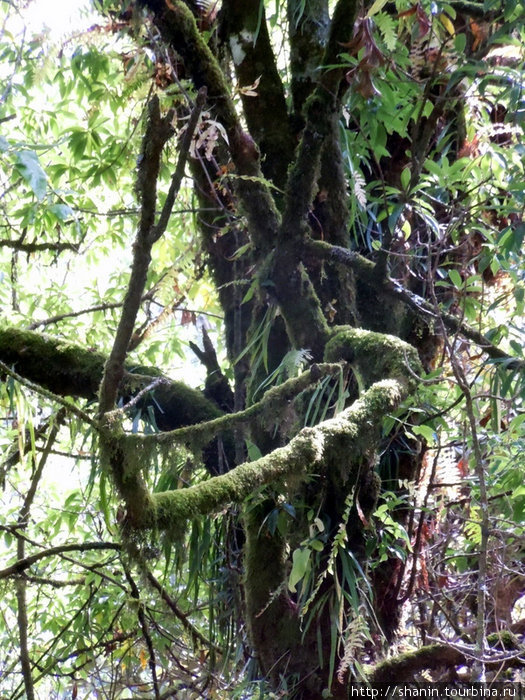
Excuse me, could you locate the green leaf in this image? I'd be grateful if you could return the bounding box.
[246,440,263,461]
[230,242,252,260]
[448,269,463,288]
[14,150,47,200]
[411,424,437,445]
[288,547,311,593]
[47,203,74,221]
[400,167,411,191]
[418,209,441,237]
[454,33,467,53]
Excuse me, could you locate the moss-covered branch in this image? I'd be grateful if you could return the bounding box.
[115,329,420,531]
[239,326,422,688]
[386,278,525,370]
[134,376,410,531]
[137,362,343,449]
[268,0,358,359]
[287,0,330,121]
[0,326,106,399]
[325,326,421,392]
[280,0,358,238]
[368,633,525,682]
[0,327,226,430]
[306,238,524,371]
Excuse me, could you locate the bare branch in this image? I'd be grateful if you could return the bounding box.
[0,542,121,580]
[145,569,222,654]
[0,238,79,253]
[99,91,205,414]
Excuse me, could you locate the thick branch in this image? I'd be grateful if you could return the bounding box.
[305,239,524,371]
[287,0,330,120]
[136,361,343,449]
[222,0,294,189]
[99,96,175,414]
[0,359,98,429]
[152,87,207,240]
[142,0,281,251]
[268,0,358,358]
[281,0,357,238]
[189,327,234,411]
[386,279,524,370]
[150,378,407,532]
[0,239,78,253]
[0,327,225,431]
[368,634,524,683]
[125,328,420,531]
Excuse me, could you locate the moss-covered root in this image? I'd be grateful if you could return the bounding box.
[325,326,423,393]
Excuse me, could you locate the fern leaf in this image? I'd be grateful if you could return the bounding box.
[353,170,367,209]
[375,12,398,52]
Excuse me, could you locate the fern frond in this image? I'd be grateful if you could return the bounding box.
[375,12,397,52]
[353,170,367,209]
[337,613,370,683]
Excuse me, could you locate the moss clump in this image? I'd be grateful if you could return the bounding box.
[325,326,422,392]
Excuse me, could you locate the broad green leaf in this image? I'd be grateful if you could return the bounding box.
[13,149,47,200]
[47,203,74,221]
[448,269,463,288]
[288,547,311,593]
[411,424,437,445]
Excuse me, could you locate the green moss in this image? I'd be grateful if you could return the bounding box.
[0,326,105,398]
[223,0,293,191]
[243,497,304,681]
[151,429,323,530]
[143,373,409,529]
[156,2,238,128]
[487,630,521,650]
[356,277,407,337]
[325,326,422,392]
[99,428,158,530]
[368,633,524,683]
[272,260,330,360]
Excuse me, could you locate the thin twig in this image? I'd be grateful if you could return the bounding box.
[14,410,64,700]
[146,570,222,654]
[123,565,160,700]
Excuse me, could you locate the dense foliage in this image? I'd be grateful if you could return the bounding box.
[0,0,523,698]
